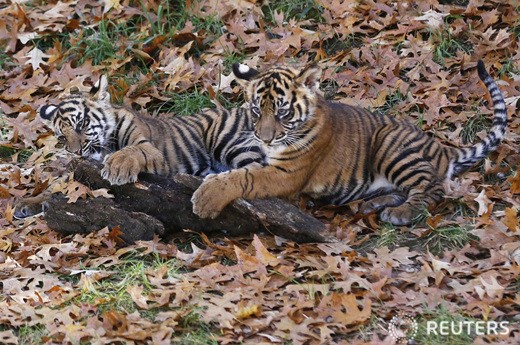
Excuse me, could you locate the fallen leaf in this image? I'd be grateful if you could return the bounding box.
[474,189,493,216]
[25,47,51,70]
[502,207,519,232]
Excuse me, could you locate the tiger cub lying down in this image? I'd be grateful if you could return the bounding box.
[191,60,507,225]
[14,76,265,219]
[39,76,264,184]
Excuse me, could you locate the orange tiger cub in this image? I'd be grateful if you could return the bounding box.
[191,60,507,225]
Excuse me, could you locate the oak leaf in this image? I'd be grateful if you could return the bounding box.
[25,47,50,70]
[474,189,493,216]
[252,234,280,267]
[502,207,519,232]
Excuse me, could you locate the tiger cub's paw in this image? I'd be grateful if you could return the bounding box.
[379,205,413,226]
[102,151,141,185]
[191,174,232,219]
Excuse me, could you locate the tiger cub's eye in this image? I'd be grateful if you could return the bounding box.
[277,108,290,119]
[251,106,261,118]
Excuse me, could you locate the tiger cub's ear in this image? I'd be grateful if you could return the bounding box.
[39,105,58,121]
[232,63,260,82]
[90,75,111,104]
[296,63,321,93]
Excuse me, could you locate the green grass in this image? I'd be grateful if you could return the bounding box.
[460,112,491,144]
[17,148,37,163]
[423,225,474,256]
[62,1,221,69]
[16,324,48,345]
[152,90,214,116]
[375,223,402,248]
[429,26,473,66]
[0,50,13,70]
[322,33,364,57]
[59,253,220,343]
[222,51,247,73]
[144,1,175,37]
[375,89,408,117]
[65,18,143,67]
[75,253,180,313]
[176,327,219,345]
[498,56,520,78]
[262,0,324,25]
[443,200,477,220]
[175,309,218,345]
[0,114,35,160]
[0,145,17,159]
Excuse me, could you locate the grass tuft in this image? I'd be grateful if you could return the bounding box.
[460,112,491,144]
[75,253,181,313]
[0,50,13,70]
[152,90,214,117]
[375,89,407,117]
[16,324,48,345]
[429,26,473,66]
[176,309,219,345]
[262,0,324,25]
[322,34,364,57]
[375,223,402,248]
[424,225,474,256]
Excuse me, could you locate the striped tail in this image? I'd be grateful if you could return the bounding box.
[448,60,507,177]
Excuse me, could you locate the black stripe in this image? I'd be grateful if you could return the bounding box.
[273,165,289,173]
[114,118,126,148]
[383,143,423,177]
[390,157,426,183]
[122,126,136,147]
[213,113,240,161]
[172,124,197,174]
[394,167,429,187]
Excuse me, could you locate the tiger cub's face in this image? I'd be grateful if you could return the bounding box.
[39,76,115,161]
[232,63,321,150]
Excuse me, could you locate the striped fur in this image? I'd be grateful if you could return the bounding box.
[39,76,264,185]
[191,61,507,225]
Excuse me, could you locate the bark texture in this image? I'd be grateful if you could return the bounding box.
[42,159,328,243]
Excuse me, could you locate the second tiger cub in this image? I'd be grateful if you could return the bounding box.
[192,60,507,225]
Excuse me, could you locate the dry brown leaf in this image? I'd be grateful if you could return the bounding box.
[474,189,493,216]
[252,234,280,267]
[502,207,519,232]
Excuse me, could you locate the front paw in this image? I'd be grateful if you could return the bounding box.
[191,175,233,219]
[101,151,141,185]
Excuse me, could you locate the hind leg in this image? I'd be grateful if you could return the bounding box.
[380,178,444,225]
[378,165,444,225]
[370,125,445,225]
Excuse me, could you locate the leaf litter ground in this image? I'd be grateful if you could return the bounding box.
[0,0,519,344]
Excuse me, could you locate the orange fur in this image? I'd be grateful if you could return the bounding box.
[192,61,506,225]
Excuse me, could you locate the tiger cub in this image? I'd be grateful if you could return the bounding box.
[191,60,507,225]
[39,76,264,185]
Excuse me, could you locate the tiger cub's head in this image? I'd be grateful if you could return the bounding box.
[39,76,115,161]
[232,63,321,149]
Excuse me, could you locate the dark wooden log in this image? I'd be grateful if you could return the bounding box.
[51,158,329,243]
[43,194,165,244]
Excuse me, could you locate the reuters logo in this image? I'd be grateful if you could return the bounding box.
[388,312,418,343]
